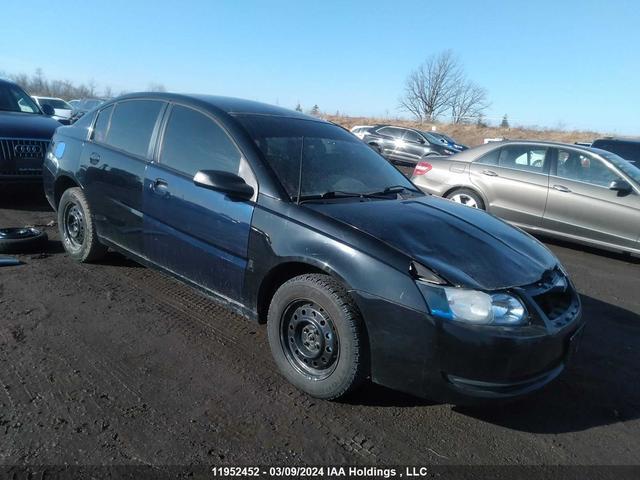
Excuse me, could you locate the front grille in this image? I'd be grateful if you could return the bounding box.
[527,269,580,329]
[0,138,49,176]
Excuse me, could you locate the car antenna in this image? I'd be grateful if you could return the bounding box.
[296,136,305,205]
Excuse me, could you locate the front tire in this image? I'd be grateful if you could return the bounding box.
[267,274,367,400]
[58,187,107,262]
[445,188,485,210]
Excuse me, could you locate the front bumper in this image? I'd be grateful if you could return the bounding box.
[352,273,584,405]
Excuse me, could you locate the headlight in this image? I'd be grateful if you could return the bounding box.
[417,282,528,326]
[443,288,527,325]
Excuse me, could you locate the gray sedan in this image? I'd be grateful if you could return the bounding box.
[411,141,640,255]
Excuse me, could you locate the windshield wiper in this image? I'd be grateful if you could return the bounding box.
[296,186,421,204]
[363,185,422,196]
[296,191,363,204]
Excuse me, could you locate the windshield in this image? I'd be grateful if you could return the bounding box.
[235,115,419,201]
[37,98,71,110]
[600,151,640,185]
[82,99,104,110]
[421,131,447,145]
[0,83,41,114]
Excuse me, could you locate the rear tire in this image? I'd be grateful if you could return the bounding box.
[267,274,368,400]
[58,187,107,262]
[445,188,485,210]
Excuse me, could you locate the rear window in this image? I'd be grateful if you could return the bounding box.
[105,100,164,157]
[592,140,640,162]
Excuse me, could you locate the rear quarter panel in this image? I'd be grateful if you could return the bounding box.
[411,157,470,196]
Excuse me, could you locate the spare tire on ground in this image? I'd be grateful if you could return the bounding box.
[0,228,48,254]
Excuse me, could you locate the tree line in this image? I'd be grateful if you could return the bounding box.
[0,68,166,100]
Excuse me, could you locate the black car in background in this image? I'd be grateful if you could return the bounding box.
[592,138,640,166]
[43,93,583,404]
[0,79,60,184]
[362,125,457,174]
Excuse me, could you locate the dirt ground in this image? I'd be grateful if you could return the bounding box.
[0,186,639,472]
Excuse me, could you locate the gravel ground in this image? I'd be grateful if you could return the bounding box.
[0,186,639,471]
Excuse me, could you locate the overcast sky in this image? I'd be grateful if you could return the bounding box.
[2,0,639,133]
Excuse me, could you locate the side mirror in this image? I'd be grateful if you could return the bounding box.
[193,170,254,200]
[609,179,632,194]
[41,104,55,116]
[417,137,425,144]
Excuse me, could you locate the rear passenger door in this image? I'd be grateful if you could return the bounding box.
[469,144,550,227]
[376,127,406,161]
[143,104,256,301]
[83,99,166,255]
[543,148,640,250]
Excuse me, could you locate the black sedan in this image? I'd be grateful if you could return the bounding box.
[43,93,584,404]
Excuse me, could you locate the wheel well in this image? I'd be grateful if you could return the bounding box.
[443,186,487,208]
[54,176,80,208]
[256,262,325,324]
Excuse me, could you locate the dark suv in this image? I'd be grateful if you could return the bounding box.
[592,138,640,166]
[43,93,583,404]
[0,79,60,184]
[362,125,457,174]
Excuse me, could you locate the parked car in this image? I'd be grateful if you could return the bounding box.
[69,97,108,123]
[0,79,60,185]
[429,131,468,151]
[591,137,640,166]
[44,94,584,404]
[32,96,74,125]
[362,125,458,174]
[350,125,374,139]
[411,140,640,255]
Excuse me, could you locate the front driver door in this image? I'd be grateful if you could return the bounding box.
[542,148,640,251]
[143,104,256,301]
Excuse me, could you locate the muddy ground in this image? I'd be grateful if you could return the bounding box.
[0,186,639,472]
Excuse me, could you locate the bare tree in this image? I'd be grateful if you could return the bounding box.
[450,81,489,124]
[399,50,463,122]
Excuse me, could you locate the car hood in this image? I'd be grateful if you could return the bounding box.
[0,111,60,138]
[306,195,557,290]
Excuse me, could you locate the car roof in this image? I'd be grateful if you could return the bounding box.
[33,96,64,100]
[593,137,640,145]
[114,92,322,122]
[450,139,611,162]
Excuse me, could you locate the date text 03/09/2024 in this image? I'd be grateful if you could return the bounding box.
[210,466,433,478]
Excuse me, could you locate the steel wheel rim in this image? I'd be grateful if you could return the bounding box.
[63,202,86,250]
[450,193,478,208]
[280,300,339,379]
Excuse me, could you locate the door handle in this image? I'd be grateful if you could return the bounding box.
[482,169,498,176]
[150,178,170,197]
[89,153,101,165]
[552,184,571,193]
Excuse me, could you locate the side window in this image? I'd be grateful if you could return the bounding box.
[378,127,403,139]
[91,105,113,143]
[160,105,242,176]
[105,100,164,157]
[475,147,500,166]
[403,130,422,143]
[556,149,621,187]
[498,145,548,173]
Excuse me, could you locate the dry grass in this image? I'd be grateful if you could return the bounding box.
[324,115,604,148]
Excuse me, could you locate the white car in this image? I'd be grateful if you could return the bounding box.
[32,96,73,124]
[350,125,374,139]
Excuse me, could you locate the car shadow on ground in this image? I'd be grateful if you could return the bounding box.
[349,295,640,434]
[536,234,640,265]
[0,184,52,213]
